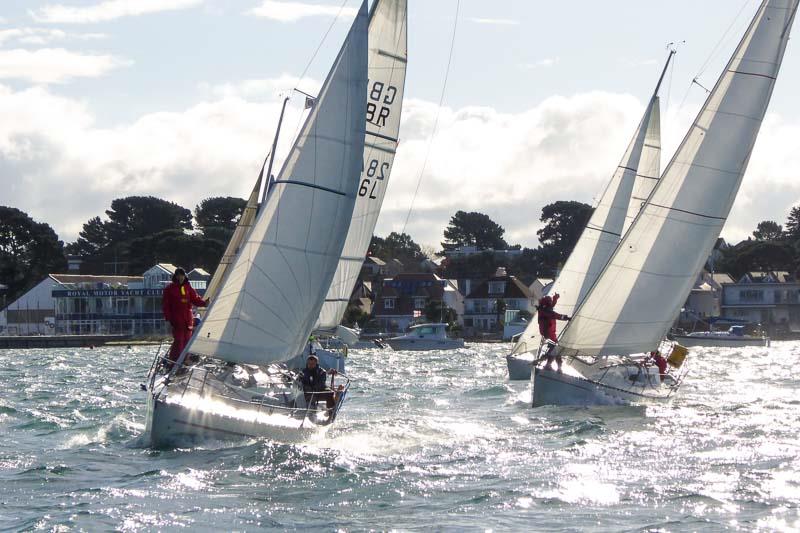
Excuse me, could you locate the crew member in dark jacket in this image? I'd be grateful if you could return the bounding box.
[537,294,570,372]
[300,355,336,410]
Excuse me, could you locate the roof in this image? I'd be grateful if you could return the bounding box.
[150,263,177,275]
[189,268,210,276]
[365,256,386,266]
[49,274,142,285]
[712,273,734,285]
[740,271,793,283]
[530,278,554,288]
[466,275,532,299]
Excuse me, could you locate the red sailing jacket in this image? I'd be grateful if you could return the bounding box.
[537,294,568,342]
[162,281,207,328]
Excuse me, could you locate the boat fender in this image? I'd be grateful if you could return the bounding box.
[343,345,348,358]
[667,344,688,368]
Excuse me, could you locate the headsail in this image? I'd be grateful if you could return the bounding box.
[557,0,798,357]
[511,56,668,356]
[186,1,369,365]
[202,174,262,307]
[316,0,408,330]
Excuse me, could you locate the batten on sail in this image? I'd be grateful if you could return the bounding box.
[186,1,370,365]
[557,0,798,357]
[511,58,667,356]
[316,0,408,330]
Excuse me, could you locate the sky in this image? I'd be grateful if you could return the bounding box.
[1,0,799,252]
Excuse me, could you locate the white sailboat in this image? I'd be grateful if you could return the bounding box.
[314,0,408,355]
[144,1,369,447]
[506,52,669,380]
[533,0,798,407]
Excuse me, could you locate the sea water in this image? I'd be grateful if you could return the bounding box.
[1,342,799,531]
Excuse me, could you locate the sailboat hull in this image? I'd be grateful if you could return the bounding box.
[532,364,681,407]
[146,394,323,448]
[506,353,534,381]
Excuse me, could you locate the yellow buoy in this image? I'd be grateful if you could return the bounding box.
[667,344,688,368]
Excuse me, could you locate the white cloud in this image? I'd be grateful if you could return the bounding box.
[30,0,202,24]
[0,48,129,83]
[248,1,357,22]
[522,57,560,69]
[200,74,321,100]
[0,82,797,250]
[0,27,107,46]
[469,18,519,26]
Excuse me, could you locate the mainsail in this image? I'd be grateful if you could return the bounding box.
[186,0,369,365]
[202,174,262,306]
[557,0,798,357]
[316,0,408,330]
[511,56,668,356]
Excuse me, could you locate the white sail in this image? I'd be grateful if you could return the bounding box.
[316,0,408,330]
[202,174,262,306]
[623,98,661,234]
[511,74,664,355]
[186,0,369,365]
[557,0,798,357]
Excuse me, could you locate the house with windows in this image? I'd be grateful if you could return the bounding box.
[678,270,734,325]
[464,267,535,334]
[373,272,463,333]
[720,271,800,337]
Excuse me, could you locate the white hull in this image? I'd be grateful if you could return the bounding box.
[532,361,683,407]
[144,357,348,448]
[385,337,464,351]
[146,393,324,448]
[671,334,769,348]
[506,353,534,381]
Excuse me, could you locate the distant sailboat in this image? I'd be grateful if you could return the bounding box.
[315,0,408,348]
[506,51,670,380]
[533,0,798,407]
[145,0,369,446]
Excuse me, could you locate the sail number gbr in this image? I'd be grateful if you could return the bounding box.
[359,158,390,199]
[359,80,398,199]
[366,80,397,128]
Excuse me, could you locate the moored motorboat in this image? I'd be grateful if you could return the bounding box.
[385,323,464,351]
[671,326,770,347]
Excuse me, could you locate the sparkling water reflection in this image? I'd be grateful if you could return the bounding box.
[0,342,799,530]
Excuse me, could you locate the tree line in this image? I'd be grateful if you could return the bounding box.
[7,194,794,308]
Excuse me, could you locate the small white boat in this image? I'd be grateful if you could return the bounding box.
[532,354,686,407]
[385,323,464,351]
[671,326,770,347]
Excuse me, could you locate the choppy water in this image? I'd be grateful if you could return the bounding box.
[1,342,799,531]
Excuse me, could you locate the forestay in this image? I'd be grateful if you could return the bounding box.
[511,71,664,356]
[202,175,262,306]
[316,0,408,330]
[557,0,798,357]
[186,1,369,365]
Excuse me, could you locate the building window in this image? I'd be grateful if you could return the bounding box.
[488,281,506,295]
[740,290,763,302]
[414,298,426,310]
[384,298,395,310]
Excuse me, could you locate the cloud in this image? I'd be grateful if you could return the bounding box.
[30,0,202,24]
[0,27,107,46]
[199,74,322,100]
[0,82,797,251]
[248,1,357,22]
[0,48,130,83]
[522,57,560,69]
[469,17,519,26]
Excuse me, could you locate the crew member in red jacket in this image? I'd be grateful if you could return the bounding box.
[537,293,570,372]
[162,267,209,366]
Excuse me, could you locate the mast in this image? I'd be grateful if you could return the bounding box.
[261,95,290,205]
